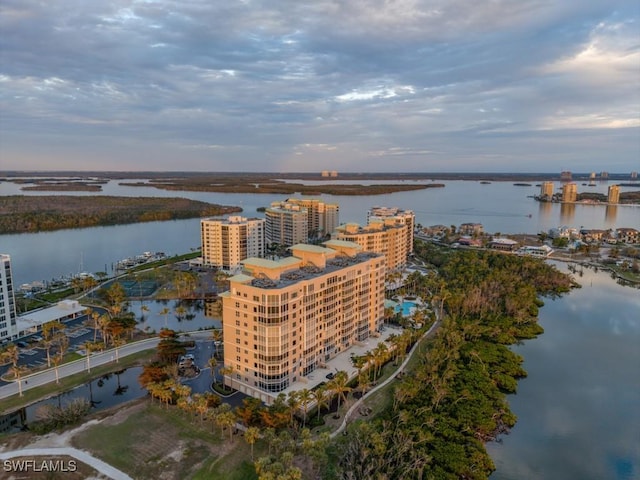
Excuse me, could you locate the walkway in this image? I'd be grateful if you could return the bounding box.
[331,318,442,438]
[0,447,133,480]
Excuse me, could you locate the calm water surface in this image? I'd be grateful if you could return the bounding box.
[1,179,638,286]
[487,264,640,480]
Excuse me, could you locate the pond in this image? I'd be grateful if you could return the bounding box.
[0,367,146,434]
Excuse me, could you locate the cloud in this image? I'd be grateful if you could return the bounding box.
[0,0,638,171]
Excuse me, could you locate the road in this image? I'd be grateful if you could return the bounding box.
[0,331,215,401]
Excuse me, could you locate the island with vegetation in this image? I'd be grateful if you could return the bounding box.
[0,196,242,235]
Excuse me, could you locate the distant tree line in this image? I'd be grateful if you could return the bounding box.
[0,195,242,234]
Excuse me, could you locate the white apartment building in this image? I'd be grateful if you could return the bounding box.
[284,198,340,239]
[367,206,415,254]
[220,241,385,404]
[265,203,308,247]
[0,254,18,341]
[201,216,265,271]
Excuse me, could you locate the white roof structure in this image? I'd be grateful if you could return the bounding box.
[16,300,86,335]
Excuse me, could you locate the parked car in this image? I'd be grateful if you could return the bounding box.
[16,341,28,348]
[325,372,335,380]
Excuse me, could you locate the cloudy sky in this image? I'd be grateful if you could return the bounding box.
[1,1,638,173]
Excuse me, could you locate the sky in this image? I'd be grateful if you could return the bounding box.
[1,0,639,173]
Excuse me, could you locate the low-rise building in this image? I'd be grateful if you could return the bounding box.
[489,238,519,251]
[458,223,484,236]
[16,300,86,337]
[616,228,639,244]
[517,245,554,257]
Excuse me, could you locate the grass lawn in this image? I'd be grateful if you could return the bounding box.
[73,402,257,480]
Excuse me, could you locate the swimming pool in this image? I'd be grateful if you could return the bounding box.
[395,300,418,317]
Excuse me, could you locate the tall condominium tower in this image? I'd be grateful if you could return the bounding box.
[284,198,340,239]
[367,206,415,254]
[0,254,18,341]
[265,202,308,247]
[540,182,554,200]
[608,185,620,204]
[562,183,578,203]
[201,216,265,271]
[220,242,385,404]
[334,219,409,271]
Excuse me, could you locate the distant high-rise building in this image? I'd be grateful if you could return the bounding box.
[608,185,620,204]
[600,171,609,179]
[540,182,554,200]
[631,171,638,180]
[0,254,18,341]
[367,206,415,254]
[220,242,385,403]
[562,183,577,203]
[560,171,572,181]
[284,198,340,239]
[201,216,265,271]
[265,203,308,247]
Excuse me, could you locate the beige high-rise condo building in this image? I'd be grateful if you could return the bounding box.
[201,216,265,271]
[334,219,409,271]
[608,185,620,204]
[284,198,339,239]
[367,207,415,254]
[540,182,554,200]
[562,183,577,203]
[0,254,18,341]
[220,241,385,404]
[265,202,308,247]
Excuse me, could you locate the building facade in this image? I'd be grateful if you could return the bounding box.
[540,181,554,200]
[201,216,265,271]
[220,242,385,404]
[608,185,620,204]
[0,254,18,341]
[265,203,309,247]
[562,183,578,203]
[334,220,410,271]
[284,198,339,239]
[367,207,415,254]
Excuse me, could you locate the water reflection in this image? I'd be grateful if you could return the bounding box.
[605,205,618,225]
[538,201,552,221]
[0,367,145,433]
[135,299,221,333]
[488,265,640,480]
[560,202,575,223]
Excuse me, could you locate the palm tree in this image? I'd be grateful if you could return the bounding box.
[207,357,218,378]
[84,340,94,373]
[217,409,237,441]
[329,371,351,417]
[9,364,28,397]
[53,334,69,384]
[286,391,300,426]
[175,304,187,322]
[90,310,101,342]
[245,426,261,461]
[98,314,111,347]
[297,388,313,427]
[160,307,170,328]
[140,304,150,323]
[312,386,328,422]
[211,329,223,359]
